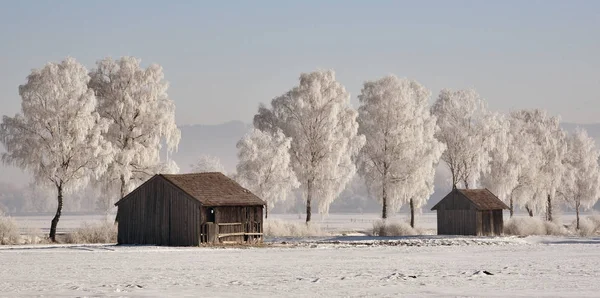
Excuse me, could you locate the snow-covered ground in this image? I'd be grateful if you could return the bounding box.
[12,211,590,235]
[0,236,599,297]
[2,213,600,296]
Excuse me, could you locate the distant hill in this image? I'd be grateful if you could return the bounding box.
[175,120,252,173]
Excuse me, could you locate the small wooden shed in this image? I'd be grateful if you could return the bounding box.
[115,172,266,246]
[431,188,509,236]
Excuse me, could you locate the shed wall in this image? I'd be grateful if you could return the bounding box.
[116,177,201,246]
[434,191,505,236]
[436,209,477,235]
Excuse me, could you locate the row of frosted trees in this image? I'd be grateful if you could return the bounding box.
[2,56,598,241]
[232,70,600,230]
[0,57,181,241]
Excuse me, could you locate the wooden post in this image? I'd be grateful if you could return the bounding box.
[208,223,219,244]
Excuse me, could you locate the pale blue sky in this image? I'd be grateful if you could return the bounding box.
[1,0,599,125]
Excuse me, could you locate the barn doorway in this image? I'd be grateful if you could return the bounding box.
[207,208,215,223]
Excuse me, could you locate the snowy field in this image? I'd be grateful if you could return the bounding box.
[9,211,590,235]
[1,212,599,297]
[0,236,599,297]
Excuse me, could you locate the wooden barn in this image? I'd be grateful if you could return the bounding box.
[114,172,266,246]
[431,188,509,236]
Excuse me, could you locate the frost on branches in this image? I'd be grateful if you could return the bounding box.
[480,115,522,216]
[356,75,444,225]
[253,70,365,222]
[509,109,566,220]
[560,128,600,229]
[0,58,113,241]
[89,57,181,207]
[235,129,299,218]
[190,154,226,173]
[431,89,498,189]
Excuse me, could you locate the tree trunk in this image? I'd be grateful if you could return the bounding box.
[382,180,388,220]
[451,171,458,190]
[49,184,63,242]
[265,205,269,219]
[576,200,580,230]
[381,162,388,219]
[120,174,127,200]
[509,195,514,218]
[409,198,415,228]
[463,180,469,189]
[546,194,553,222]
[305,178,312,223]
[525,205,533,217]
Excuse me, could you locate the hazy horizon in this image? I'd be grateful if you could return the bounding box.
[1,1,599,126]
[1,1,599,213]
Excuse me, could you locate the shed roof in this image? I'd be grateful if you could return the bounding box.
[115,172,266,207]
[431,188,509,210]
[161,172,266,207]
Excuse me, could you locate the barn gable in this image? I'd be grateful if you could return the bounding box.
[115,174,202,246]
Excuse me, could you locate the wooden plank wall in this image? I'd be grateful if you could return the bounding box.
[493,209,504,235]
[435,192,474,210]
[476,209,504,236]
[116,176,201,246]
[436,209,477,235]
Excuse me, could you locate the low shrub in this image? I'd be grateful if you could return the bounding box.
[263,219,325,237]
[66,221,117,244]
[20,227,49,245]
[372,220,418,236]
[0,213,20,245]
[504,217,568,236]
[575,214,600,236]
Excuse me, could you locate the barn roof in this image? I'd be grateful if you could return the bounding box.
[431,188,509,210]
[160,173,266,207]
[115,172,266,207]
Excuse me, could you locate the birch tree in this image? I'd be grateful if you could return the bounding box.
[253,70,365,222]
[356,75,444,224]
[509,109,566,220]
[560,128,600,229]
[480,115,521,216]
[431,89,498,189]
[0,58,113,241]
[190,154,226,173]
[235,129,299,218]
[89,57,181,206]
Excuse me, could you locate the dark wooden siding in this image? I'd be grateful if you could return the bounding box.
[433,191,475,210]
[437,209,477,235]
[117,176,202,246]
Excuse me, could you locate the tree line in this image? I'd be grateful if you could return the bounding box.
[2,57,599,241]
[233,71,600,230]
[0,57,180,241]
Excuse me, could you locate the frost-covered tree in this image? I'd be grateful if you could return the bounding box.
[0,58,113,241]
[356,75,444,224]
[431,89,498,189]
[560,128,600,229]
[509,109,566,220]
[89,57,181,206]
[235,129,299,218]
[480,115,523,216]
[190,154,226,173]
[254,70,365,222]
